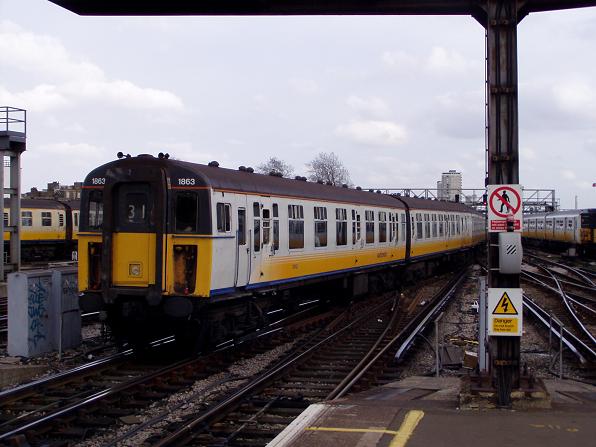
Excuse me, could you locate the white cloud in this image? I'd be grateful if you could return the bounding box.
[0,20,183,112]
[425,46,479,75]
[552,79,596,115]
[382,49,419,72]
[520,147,537,161]
[346,95,390,118]
[335,120,407,147]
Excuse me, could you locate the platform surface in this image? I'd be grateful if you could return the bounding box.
[270,376,596,447]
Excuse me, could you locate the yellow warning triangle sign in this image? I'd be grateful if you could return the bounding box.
[492,292,519,315]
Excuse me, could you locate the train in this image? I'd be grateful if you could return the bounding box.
[3,198,80,262]
[78,154,485,348]
[522,209,596,256]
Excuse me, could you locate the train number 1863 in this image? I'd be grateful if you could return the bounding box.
[91,177,106,185]
[178,178,196,186]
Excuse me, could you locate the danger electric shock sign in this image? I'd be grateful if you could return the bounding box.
[487,288,523,336]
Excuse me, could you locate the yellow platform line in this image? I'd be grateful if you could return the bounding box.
[306,409,424,447]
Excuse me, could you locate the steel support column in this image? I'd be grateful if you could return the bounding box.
[486,0,521,406]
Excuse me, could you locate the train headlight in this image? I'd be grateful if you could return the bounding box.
[129,263,142,277]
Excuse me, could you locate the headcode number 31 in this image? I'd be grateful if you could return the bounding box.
[178,178,196,186]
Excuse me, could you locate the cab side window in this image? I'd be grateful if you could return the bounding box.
[176,192,198,233]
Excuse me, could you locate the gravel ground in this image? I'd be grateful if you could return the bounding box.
[400,264,588,380]
[78,340,298,447]
[0,322,116,390]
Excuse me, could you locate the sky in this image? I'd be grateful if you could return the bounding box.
[1,1,595,209]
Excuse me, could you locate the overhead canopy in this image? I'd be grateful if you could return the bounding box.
[48,0,596,24]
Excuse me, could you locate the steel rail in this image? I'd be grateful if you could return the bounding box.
[325,296,400,401]
[0,349,132,404]
[538,266,596,347]
[523,268,596,293]
[522,295,590,363]
[153,297,396,447]
[328,268,467,401]
[527,253,595,287]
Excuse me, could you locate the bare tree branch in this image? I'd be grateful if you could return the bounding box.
[306,152,351,186]
[256,157,295,178]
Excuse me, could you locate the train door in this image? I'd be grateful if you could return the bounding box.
[249,200,262,285]
[111,182,158,287]
[235,203,249,287]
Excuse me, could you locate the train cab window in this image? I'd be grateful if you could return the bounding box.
[41,212,52,227]
[314,206,327,248]
[87,189,103,230]
[365,210,375,244]
[288,204,304,249]
[336,208,347,246]
[216,203,231,233]
[175,192,198,233]
[74,212,79,227]
[59,213,64,227]
[21,211,32,227]
[379,211,387,243]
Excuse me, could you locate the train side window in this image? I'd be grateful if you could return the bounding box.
[176,192,198,233]
[3,212,7,227]
[288,204,304,249]
[314,206,327,247]
[567,219,574,229]
[21,211,32,227]
[272,204,278,218]
[400,213,406,242]
[59,213,64,227]
[74,212,79,227]
[41,211,52,227]
[216,203,231,233]
[379,211,387,243]
[365,210,375,244]
[424,213,430,239]
[432,214,438,237]
[336,208,347,246]
[416,213,423,239]
[253,202,260,218]
[88,189,103,230]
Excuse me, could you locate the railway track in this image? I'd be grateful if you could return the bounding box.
[0,301,339,446]
[522,254,596,378]
[114,270,466,447]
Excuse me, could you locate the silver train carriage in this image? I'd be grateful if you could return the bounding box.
[78,154,485,346]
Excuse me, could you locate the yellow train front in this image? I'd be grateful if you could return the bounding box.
[78,154,485,347]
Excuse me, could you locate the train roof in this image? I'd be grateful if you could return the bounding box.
[85,155,478,213]
[3,198,72,210]
[524,209,596,218]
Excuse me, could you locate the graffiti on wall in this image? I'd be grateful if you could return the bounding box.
[27,277,50,348]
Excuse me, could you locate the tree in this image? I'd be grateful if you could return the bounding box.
[256,157,295,178]
[306,152,351,186]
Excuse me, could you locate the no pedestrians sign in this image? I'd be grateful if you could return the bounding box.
[487,184,523,232]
